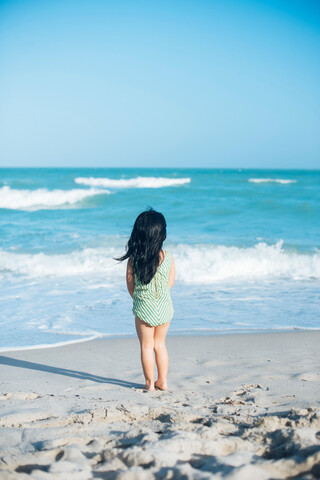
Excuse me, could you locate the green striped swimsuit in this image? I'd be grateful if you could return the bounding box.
[133,251,174,327]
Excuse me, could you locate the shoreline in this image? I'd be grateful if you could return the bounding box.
[1,326,320,354]
[1,330,319,479]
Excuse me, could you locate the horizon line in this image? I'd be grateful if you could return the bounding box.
[0,166,319,171]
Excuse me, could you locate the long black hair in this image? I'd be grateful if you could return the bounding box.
[116,208,167,284]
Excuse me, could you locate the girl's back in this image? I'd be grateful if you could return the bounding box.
[133,250,174,327]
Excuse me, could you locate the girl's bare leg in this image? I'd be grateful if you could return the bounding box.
[135,317,155,390]
[154,321,170,390]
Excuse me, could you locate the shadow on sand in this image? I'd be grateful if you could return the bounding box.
[0,356,141,389]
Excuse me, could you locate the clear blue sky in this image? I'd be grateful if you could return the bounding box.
[0,0,319,168]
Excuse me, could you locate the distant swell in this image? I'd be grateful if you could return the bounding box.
[1,241,319,283]
[74,176,191,188]
[0,186,109,210]
[249,178,297,184]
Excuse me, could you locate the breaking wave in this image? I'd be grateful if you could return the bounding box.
[74,176,191,188]
[1,241,319,283]
[0,186,109,211]
[173,241,320,283]
[0,247,120,277]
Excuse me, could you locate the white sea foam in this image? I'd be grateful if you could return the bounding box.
[173,241,320,283]
[249,178,297,184]
[1,241,319,283]
[0,186,109,211]
[74,176,191,188]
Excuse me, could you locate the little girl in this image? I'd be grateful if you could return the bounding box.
[117,209,175,391]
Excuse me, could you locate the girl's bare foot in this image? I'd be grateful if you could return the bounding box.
[155,380,167,391]
[144,381,155,391]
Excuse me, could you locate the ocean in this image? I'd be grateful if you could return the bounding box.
[0,168,319,350]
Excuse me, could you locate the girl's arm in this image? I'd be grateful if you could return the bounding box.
[126,258,135,298]
[168,256,175,288]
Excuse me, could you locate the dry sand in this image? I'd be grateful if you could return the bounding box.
[0,331,319,479]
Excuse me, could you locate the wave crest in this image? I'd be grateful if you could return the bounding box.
[0,186,109,211]
[74,176,191,188]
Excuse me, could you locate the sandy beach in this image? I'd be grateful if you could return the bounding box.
[0,331,319,479]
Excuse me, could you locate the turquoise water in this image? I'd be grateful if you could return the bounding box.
[0,168,319,349]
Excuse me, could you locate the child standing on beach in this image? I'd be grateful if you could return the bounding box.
[117,209,175,391]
